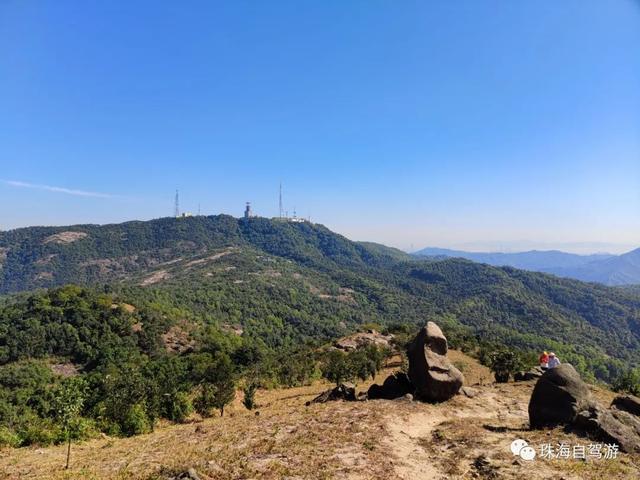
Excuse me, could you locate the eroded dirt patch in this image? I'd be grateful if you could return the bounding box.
[141,269,170,286]
[43,231,88,244]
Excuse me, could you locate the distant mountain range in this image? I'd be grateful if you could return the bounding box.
[413,247,640,286]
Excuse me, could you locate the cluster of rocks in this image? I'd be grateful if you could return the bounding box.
[310,321,464,404]
[307,382,356,405]
[369,321,464,402]
[528,363,640,453]
[333,329,394,352]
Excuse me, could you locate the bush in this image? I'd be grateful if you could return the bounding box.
[122,403,152,436]
[321,346,389,386]
[164,392,192,423]
[18,421,60,446]
[0,427,20,448]
[242,382,258,410]
[488,349,523,383]
[613,369,640,396]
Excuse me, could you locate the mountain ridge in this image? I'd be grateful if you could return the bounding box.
[1,215,639,384]
[414,246,640,286]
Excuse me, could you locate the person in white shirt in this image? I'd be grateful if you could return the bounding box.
[547,352,561,369]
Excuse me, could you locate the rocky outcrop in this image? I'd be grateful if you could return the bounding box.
[528,364,593,428]
[612,394,640,417]
[529,366,640,452]
[367,372,413,400]
[307,383,356,404]
[334,330,393,352]
[514,366,545,382]
[575,405,640,453]
[407,321,464,402]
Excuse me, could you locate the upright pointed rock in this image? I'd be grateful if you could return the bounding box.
[407,321,464,402]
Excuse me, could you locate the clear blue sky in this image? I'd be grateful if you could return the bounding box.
[1,1,639,253]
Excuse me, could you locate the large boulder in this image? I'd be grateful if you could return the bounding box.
[407,321,464,402]
[528,364,593,428]
[367,372,413,400]
[575,405,640,453]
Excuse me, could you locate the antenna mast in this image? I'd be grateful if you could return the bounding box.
[279,182,283,219]
[174,190,180,217]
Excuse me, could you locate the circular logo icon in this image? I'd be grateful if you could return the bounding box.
[519,446,536,461]
[510,439,528,456]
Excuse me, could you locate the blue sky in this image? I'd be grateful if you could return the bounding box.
[1,1,639,253]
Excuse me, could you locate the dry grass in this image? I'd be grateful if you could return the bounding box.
[0,372,395,480]
[448,349,492,386]
[2,350,638,480]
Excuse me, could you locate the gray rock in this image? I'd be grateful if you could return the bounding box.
[528,364,593,428]
[425,321,448,355]
[407,321,464,402]
[367,372,414,400]
[393,393,414,402]
[574,405,640,453]
[172,468,201,480]
[612,395,640,417]
[307,383,357,404]
[461,386,479,398]
[515,367,546,382]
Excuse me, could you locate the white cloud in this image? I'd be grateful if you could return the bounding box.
[2,180,114,198]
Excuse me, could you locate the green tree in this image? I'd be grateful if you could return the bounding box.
[613,369,640,396]
[242,381,258,410]
[52,377,86,469]
[193,352,236,417]
[488,349,523,383]
[322,350,356,386]
[98,362,153,436]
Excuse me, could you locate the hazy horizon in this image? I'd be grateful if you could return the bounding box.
[2,1,639,253]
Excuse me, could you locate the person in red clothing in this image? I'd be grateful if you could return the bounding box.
[539,351,549,369]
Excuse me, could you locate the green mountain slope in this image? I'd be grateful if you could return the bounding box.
[1,215,640,384]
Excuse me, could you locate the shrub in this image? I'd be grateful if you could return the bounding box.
[0,427,20,448]
[122,403,152,436]
[613,369,640,396]
[165,392,192,423]
[488,349,523,383]
[242,382,258,410]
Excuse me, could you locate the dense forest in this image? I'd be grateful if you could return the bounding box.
[2,215,640,379]
[1,216,640,447]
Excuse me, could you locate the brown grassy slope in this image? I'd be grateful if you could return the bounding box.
[1,352,638,480]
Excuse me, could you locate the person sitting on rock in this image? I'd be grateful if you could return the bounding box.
[547,352,561,369]
[539,351,549,369]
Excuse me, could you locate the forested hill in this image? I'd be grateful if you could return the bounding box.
[0,215,405,294]
[1,215,640,384]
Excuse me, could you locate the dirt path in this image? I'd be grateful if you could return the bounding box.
[381,383,639,480]
[382,384,536,479]
[384,407,445,479]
